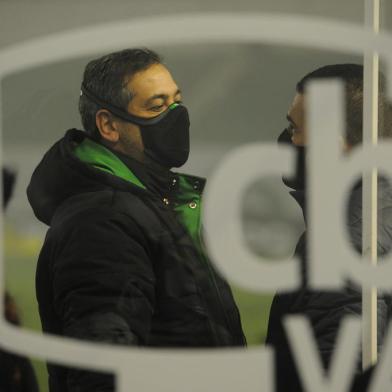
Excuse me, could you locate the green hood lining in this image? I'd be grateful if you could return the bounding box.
[74,138,146,190]
[74,137,203,246]
[174,175,202,244]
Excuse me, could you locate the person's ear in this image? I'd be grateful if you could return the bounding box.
[96,109,121,143]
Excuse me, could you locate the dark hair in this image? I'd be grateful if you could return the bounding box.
[79,48,162,140]
[296,63,392,146]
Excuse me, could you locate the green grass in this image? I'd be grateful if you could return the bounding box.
[4,234,273,392]
[232,287,273,344]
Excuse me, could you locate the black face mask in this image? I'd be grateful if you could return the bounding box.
[277,128,306,190]
[81,85,190,168]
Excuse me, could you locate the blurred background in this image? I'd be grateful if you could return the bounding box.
[1,0,391,390]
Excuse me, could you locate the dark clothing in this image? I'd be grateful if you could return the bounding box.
[266,176,392,392]
[27,129,245,392]
[2,174,38,392]
[2,167,16,209]
[0,350,39,392]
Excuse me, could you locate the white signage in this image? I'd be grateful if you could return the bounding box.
[1,12,392,392]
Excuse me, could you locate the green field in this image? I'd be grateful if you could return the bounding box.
[5,230,273,392]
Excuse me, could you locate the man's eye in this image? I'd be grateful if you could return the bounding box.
[150,104,164,112]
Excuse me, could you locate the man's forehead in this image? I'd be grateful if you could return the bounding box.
[126,64,178,98]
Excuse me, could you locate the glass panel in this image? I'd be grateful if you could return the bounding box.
[1,3,382,391]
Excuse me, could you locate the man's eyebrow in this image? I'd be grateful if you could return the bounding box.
[286,114,297,128]
[146,89,182,105]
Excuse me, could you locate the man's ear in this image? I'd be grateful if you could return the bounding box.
[96,109,120,143]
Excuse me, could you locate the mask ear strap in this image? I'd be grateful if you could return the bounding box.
[80,84,173,126]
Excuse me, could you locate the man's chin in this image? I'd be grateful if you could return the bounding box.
[291,136,305,147]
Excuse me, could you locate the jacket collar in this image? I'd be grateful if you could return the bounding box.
[74,132,206,202]
[107,144,206,201]
[73,137,146,189]
[289,177,392,227]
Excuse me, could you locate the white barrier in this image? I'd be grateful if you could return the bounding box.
[1,12,392,392]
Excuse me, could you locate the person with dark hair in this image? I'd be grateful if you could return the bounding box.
[27,48,245,392]
[1,168,39,392]
[266,64,392,392]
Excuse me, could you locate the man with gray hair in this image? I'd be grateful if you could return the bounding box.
[28,48,245,392]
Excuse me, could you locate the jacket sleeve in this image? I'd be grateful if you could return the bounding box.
[50,208,156,392]
[347,202,392,319]
[311,203,392,373]
[308,291,389,372]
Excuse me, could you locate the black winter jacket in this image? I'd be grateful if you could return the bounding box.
[0,350,39,392]
[27,129,245,392]
[266,143,392,391]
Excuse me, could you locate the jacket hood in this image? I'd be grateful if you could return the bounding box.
[27,129,146,225]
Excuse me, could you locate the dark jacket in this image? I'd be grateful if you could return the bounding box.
[2,172,39,392]
[27,129,245,392]
[0,351,39,392]
[266,131,392,391]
